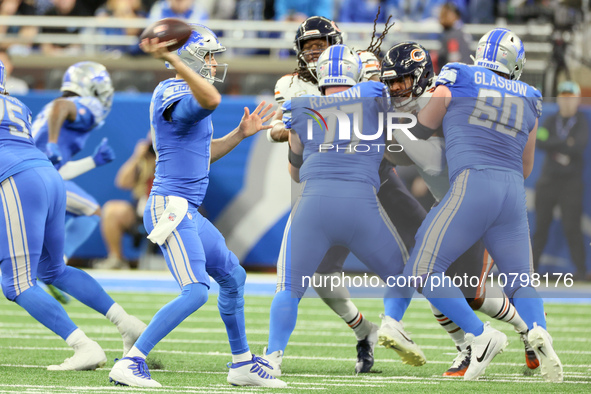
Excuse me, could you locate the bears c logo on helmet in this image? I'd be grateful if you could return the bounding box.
[410,48,425,62]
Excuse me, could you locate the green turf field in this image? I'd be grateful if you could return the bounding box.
[0,292,589,393]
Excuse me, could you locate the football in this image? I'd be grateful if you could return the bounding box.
[139,18,192,51]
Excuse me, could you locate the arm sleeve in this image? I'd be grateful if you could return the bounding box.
[393,130,446,176]
[170,95,214,124]
[58,156,97,180]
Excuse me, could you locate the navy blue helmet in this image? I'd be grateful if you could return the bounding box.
[380,42,433,98]
[294,16,343,81]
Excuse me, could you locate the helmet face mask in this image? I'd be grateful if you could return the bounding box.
[297,37,331,78]
[380,42,433,108]
[384,75,415,107]
[166,24,227,84]
[473,28,526,80]
[61,61,114,111]
[294,16,343,82]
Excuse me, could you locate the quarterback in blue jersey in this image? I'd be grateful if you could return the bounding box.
[0,59,146,371]
[32,62,116,271]
[108,24,285,388]
[264,45,425,371]
[401,29,562,382]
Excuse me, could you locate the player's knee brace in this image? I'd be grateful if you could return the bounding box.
[217,265,246,315]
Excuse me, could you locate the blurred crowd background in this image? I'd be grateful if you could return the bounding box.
[1,0,590,96]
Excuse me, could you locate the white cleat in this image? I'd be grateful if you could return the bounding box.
[109,357,162,387]
[377,314,426,366]
[464,322,508,381]
[227,355,287,388]
[528,323,563,383]
[118,315,147,357]
[47,339,107,371]
[261,347,283,377]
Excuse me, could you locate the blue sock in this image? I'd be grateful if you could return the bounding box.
[51,266,115,315]
[217,266,249,355]
[422,273,484,336]
[511,287,546,330]
[15,285,77,340]
[64,215,100,260]
[267,290,300,354]
[135,282,208,356]
[383,275,413,321]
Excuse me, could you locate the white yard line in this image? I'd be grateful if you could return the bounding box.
[1,346,589,369]
[1,334,590,355]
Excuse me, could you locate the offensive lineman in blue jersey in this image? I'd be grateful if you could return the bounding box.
[401,29,562,382]
[108,24,286,388]
[266,17,430,375]
[32,62,117,271]
[265,45,424,367]
[382,42,538,376]
[0,59,146,371]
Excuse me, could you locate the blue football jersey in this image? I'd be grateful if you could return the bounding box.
[0,95,52,183]
[291,81,390,190]
[32,96,108,165]
[436,63,542,180]
[149,78,215,206]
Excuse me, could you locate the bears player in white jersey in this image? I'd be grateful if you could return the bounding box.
[400,28,562,382]
[265,16,429,374]
[0,59,146,372]
[381,41,539,376]
[108,24,286,388]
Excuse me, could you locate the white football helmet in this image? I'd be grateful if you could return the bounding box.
[473,28,526,81]
[166,24,227,84]
[317,45,362,90]
[61,61,114,110]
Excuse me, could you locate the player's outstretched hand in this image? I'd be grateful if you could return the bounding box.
[45,142,63,165]
[93,137,116,166]
[238,101,275,139]
[139,37,177,63]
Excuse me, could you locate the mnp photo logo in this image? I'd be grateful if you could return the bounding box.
[297,98,418,153]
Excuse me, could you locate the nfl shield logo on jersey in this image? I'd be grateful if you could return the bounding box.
[168,213,177,221]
